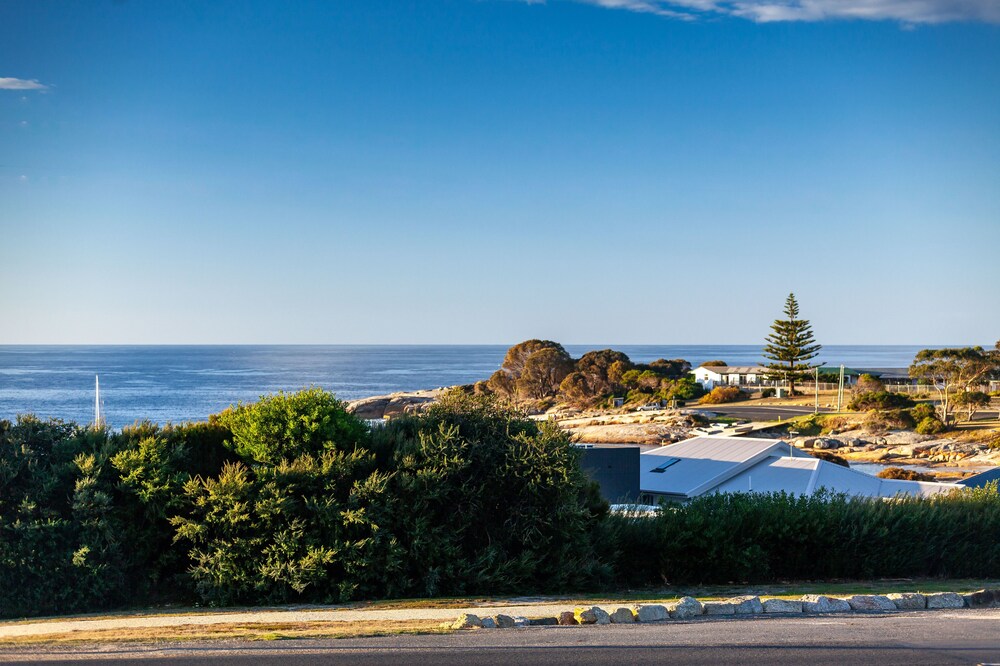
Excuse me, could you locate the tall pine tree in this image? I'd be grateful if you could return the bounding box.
[763,293,822,394]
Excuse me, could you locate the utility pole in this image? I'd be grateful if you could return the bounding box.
[837,364,845,412]
[814,366,819,414]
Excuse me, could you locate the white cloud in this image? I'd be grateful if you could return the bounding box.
[568,0,1000,23]
[0,77,49,91]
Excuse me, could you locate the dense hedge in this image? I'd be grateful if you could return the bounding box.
[2,389,999,619]
[607,489,1000,586]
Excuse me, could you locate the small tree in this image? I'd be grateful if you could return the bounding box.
[909,347,994,425]
[762,293,822,394]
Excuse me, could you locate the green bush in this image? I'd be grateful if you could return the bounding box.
[876,467,934,481]
[915,416,946,435]
[909,403,937,422]
[761,388,776,398]
[849,391,915,412]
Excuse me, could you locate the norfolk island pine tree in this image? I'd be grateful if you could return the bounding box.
[763,293,822,395]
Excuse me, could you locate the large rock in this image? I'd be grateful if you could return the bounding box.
[347,393,437,419]
[610,607,636,623]
[513,616,530,627]
[593,607,612,625]
[888,593,926,610]
[574,607,598,624]
[703,601,736,615]
[728,595,763,614]
[451,613,483,629]
[813,438,842,450]
[800,595,851,613]
[763,598,803,614]
[494,614,516,629]
[558,611,578,625]
[668,597,704,619]
[964,589,1000,608]
[635,604,669,622]
[926,592,965,609]
[480,617,498,629]
[529,617,559,626]
[847,595,896,611]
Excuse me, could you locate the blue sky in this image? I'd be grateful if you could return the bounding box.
[1,0,998,345]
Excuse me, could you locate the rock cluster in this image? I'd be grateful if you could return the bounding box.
[447,588,996,629]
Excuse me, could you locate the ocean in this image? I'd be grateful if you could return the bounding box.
[0,345,930,428]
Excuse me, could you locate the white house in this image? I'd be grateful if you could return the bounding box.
[693,365,768,389]
[639,436,964,503]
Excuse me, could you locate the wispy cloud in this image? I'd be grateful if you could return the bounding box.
[0,77,50,91]
[568,0,1000,23]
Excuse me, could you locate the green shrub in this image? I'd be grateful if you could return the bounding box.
[915,416,946,435]
[909,403,937,422]
[700,386,747,405]
[761,388,776,398]
[849,391,915,412]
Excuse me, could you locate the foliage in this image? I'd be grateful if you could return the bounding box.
[915,417,946,435]
[213,388,367,465]
[909,403,937,422]
[700,386,747,405]
[608,487,1000,586]
[909,347,996,425]
[852,374,885,395]
[862,409,915,434]
[762,293,822,394]
[953,391,991,422]
[760,387,776,398]
[848,391,915,412]
[876,467,935,481]
[701,360,727,367]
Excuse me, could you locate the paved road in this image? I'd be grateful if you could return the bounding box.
[696,404,832,422]
[4,610,1000,665]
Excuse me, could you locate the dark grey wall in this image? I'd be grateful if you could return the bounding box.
[579,446,640,503]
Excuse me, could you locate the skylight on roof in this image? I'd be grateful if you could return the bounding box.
[651,457,680,473]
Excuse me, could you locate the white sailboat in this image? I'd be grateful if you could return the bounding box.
[94,374,105,428]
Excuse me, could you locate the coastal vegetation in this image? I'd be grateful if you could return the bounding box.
[481,339,702,411]
[3,388,1000,620]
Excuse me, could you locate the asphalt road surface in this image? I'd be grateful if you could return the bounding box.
[4,609,1000,665]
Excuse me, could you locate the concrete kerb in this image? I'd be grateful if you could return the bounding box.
[455,588,1000,629]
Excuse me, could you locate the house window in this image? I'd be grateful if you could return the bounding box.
[650,457,680,473]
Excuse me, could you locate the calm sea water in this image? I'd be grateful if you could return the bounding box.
[0,345,930,428]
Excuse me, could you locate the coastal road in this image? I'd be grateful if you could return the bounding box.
[696,404,834,422]
[5,610,1000,665]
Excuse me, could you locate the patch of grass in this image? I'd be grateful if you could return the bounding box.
[0,620,450,646]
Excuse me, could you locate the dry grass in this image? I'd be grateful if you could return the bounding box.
[0,620,449,646]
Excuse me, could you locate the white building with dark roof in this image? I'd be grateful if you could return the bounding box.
[639,436,964,503]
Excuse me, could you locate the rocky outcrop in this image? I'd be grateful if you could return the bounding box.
[347,392,440,420]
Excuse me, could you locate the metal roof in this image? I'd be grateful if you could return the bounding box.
[639,436,798,498]
[957,467,1000,489]
[640,435,965,500]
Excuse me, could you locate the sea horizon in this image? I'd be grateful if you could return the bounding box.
[0,344,961,427]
